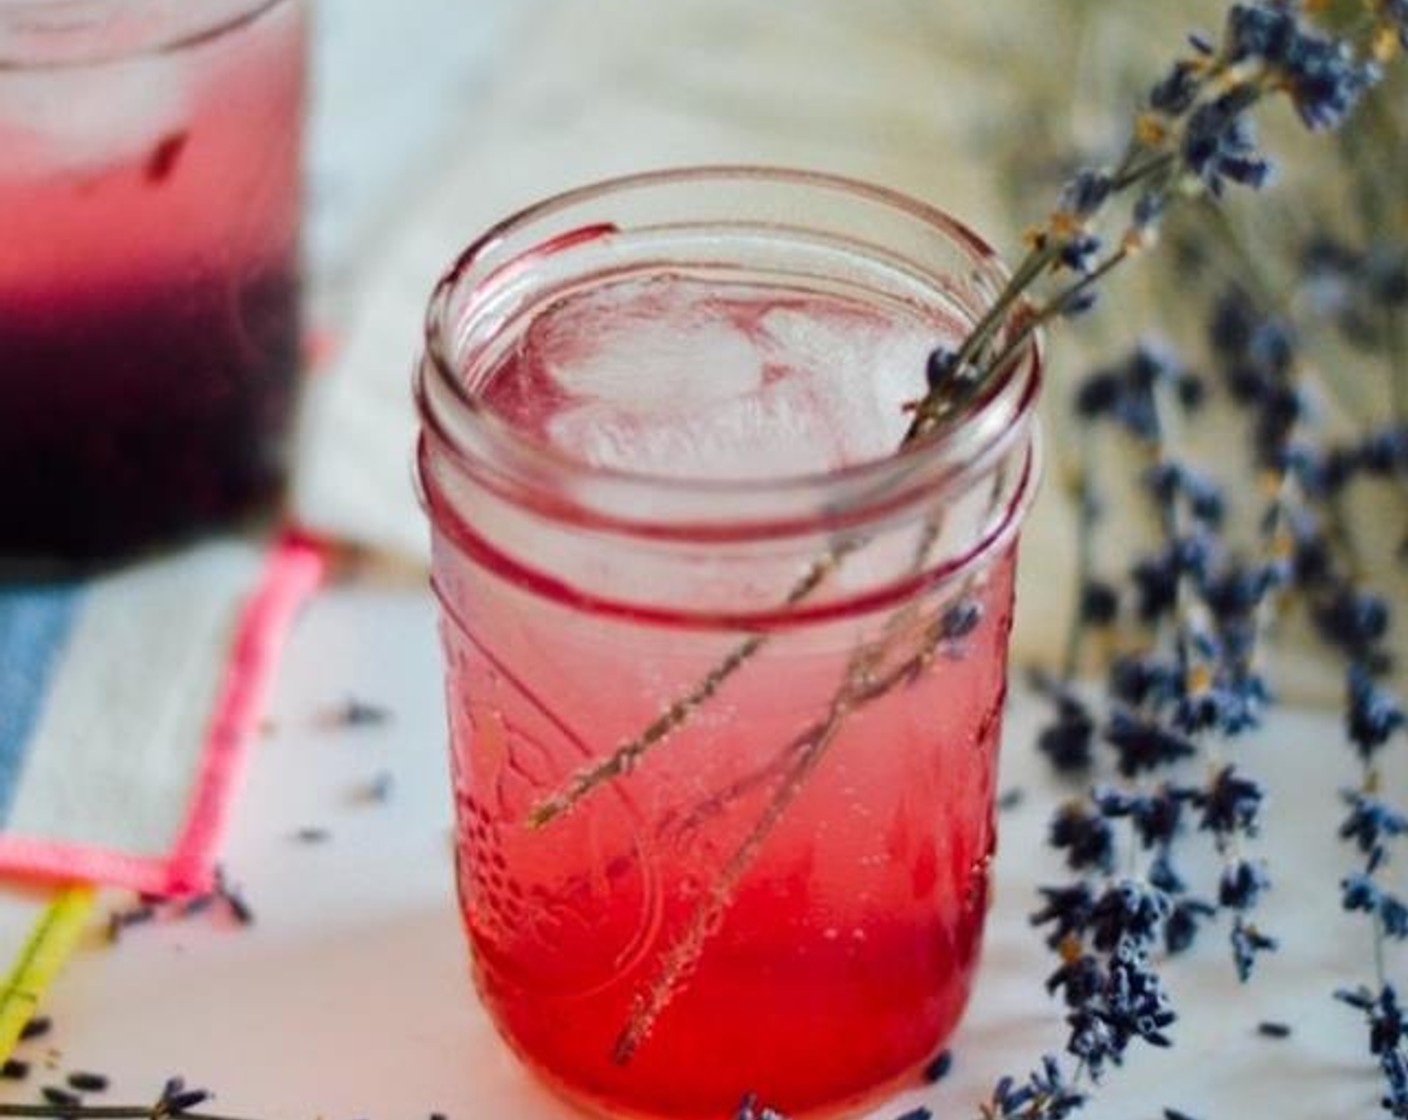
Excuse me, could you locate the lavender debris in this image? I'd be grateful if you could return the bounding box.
[66,1072,109,1093]
[355,769,395,805]
[41,1085,80,1107]
[18,1017,51,1042]
[998,787,1026,813]
[322,698,391,729]
[922,1048,954,1083]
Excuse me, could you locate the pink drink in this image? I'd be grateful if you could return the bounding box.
[417,170,1040,1120]
[0,0,306,561]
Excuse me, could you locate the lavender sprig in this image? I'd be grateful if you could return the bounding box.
[520,3,1395,1116]
[1200,192,1408,1112]
[1037,330,1282,992]
[1321,512,1408,1115]
[0,1077,229,1120]
[1002,4,1397,1120]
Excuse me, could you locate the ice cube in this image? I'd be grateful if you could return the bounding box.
[547,370,846,481]
[516,272,949,480]
[526,274,765,414]
[756,302,934,461]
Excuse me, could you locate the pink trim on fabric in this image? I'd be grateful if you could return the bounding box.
[162,533,325,894]
[0,839,174,896]
[0,533,326,895]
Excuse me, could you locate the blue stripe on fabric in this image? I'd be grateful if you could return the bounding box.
[0,583,85,826]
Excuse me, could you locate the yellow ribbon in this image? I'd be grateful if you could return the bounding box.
[0,887,96,1061]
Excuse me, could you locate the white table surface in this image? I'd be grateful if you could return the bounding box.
[7,582,1399,1120]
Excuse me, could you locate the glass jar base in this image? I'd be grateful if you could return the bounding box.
[519,1043,945,1120]
[423,167,1036,1120]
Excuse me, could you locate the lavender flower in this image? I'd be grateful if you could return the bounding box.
[1229,918,1278,982]
[1078,580,1120,626]
[980,1056,1086,1120]
[1087,880,1172,951]
[1318,592,1392,660]
[1341,792,1408,859]
[1074,344,1193,443]
[1218,858,1271,910]
[1050,802,1117,874]
[1342,873,1408,939]
[1196,765,1265,839]
[1032,883,1097,949]
[1108,654,1182,710]
[1038,695,1097,774]
[1182,90,1272,195]
[975,3,1401,1117]
[1102,710,1200,776]
[1347,663,1407,760]
[1164,897,1218,955]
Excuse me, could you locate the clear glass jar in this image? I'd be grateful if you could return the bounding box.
[0,0,307,563]
[416,167,1041,1119]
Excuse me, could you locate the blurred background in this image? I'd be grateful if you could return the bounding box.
[300,0,1408,702]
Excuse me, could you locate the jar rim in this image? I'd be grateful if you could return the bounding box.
[0,0,296,69]
[418,165,1042,544]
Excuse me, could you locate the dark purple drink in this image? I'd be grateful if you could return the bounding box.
[0,0,307,563]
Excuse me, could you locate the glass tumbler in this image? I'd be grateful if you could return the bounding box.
[0,0,307,562]
[415,168,1041,1119]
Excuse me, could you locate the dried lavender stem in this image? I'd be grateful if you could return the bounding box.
[611,680,861,1064]
[540,19,1217,1080]
[902,245,1057,443]
[947,157,1181,415]
[610,505,974,1056]
[657,515,953,846]
[1148,378,1204,656]
[1245,464,1298,681]
[526,633,762,827]
[612,594,950,1062]
[1373,904,1388,987]
[1109,150,1175,192]
[1035,246,1133,327]
[1350,86,1404,236]
[526,536,862,827]
[1325,489,1368,582]
[653,732,804,844]
[0,1109,253,1120]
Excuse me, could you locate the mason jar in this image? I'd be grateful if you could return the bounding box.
[416,167,1041,1119]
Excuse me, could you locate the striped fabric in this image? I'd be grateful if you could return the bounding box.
[0,535,322,895]
[0,535,322,1052]
[0,887,94,1060]
[0,585,82,824]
